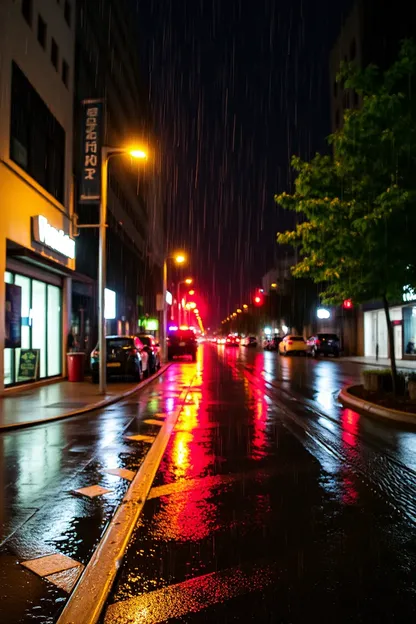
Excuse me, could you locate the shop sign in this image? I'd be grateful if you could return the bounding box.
[5,283,21,348]
[32,215,75,259]
[143,318,159,331]
[104,288,116,319]
[79,99,104,203]
[403,286,416,302]
[18,349,40,381]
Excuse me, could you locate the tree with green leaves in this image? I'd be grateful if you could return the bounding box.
[275,40,416,394]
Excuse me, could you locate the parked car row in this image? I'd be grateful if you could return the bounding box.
[276,333,340,357]
[90,333,161,383]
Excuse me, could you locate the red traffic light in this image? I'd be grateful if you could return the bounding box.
[253,290,264,306]
[343,299,353,309]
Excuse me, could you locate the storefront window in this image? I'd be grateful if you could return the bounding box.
[32,280,46,378]
[47,285,61,376]
[14,274,31,382]
[403,306,416,356]
[4,271,62,385]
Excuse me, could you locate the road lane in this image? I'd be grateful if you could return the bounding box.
[0,364,195,624]
[104,345,416,623]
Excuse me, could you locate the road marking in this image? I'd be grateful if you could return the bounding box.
[73,485,112,498]
[56,380,195,624]
[22,553,82,578]
[105,468,136,481]
[143,419,164,426]
[104,561,277,623]
[125,434,155,443]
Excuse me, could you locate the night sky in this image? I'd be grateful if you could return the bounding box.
[133,0,353,326]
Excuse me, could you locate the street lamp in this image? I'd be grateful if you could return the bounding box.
[177,276,193,327]
[98,145,148,394]
[162,252,187,362]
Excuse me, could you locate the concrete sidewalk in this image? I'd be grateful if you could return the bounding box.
[342,356,416,370]
[0,369,168,431]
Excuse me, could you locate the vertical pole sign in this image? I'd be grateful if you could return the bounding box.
[79,99,104,203]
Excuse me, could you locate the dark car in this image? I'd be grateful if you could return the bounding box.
[90,335,146,383]
[243,336,258,348]
[167,328,197,361]
[225,334,240,347]
[138,334,161,374]
[264,336,282,351]
[306,333,340,357]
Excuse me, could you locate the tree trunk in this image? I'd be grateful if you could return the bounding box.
[382,294,398,396]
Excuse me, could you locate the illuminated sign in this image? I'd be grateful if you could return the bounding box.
[317,307,331,319]
[32,215,75,259]
[166,290,173,305]
[104,288,116,319]
[79,99,104,203]
[403,286,416,302]
[143,318,159,331]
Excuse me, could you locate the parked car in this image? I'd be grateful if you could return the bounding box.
[243,336,258,348]
[225,334,240,346]
[264,336,282,351]
[167,328,197,361]
[90,335,149,383]
[137,333,161,374]
[278,335,307,356]
[306,333,340,357]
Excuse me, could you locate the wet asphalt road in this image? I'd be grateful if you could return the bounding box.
[104,345,416,623]
[1,345,416,622]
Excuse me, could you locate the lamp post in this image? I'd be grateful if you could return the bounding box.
[176,277,193,327]
[98,146,147,394]
[161,253,187,362]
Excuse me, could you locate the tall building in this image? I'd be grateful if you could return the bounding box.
[330,0,416,132]
[0,0,76,391]
[72,0,164,353]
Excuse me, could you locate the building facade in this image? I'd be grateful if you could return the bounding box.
[72,0,164,355]
[0,0,76,391]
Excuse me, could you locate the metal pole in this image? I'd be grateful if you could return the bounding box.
[177,282,181,327]
[98,149,108,394]
[162,259,167,362]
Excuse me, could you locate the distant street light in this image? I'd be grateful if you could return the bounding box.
[162,252,188,362]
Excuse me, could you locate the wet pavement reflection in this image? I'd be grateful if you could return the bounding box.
[104,345,416,623]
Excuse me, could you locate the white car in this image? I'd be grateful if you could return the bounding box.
[278,335,307,356]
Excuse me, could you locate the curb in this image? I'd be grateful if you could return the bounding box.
[339,385,416,425]
[56,377,193,624]
[0,364,171,432]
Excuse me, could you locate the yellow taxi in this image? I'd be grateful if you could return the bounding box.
[278,335,307,356]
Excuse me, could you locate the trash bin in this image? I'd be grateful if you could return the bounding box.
[67,352,85,382]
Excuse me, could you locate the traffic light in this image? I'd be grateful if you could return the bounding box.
[253,290,264,306]
[343,299,353,310]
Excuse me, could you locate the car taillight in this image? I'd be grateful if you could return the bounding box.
[130,348,137,355]
[315,340,321,346]
[288,340,293,345]
[236,338,240,342]
[226,338,230,342]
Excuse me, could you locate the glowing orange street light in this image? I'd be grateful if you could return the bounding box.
[243,304,248,309]
[188,289,195,296]
[185,277,193,285]
[237,309,242,313]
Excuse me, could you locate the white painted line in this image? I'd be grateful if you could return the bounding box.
[22,553,81,577]
[105,468,136,481]
[143,419,164,426]
[73,485,112,498]
[56,381,194,624]
[125,434,155,443]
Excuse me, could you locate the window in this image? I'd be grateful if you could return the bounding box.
[350,38,357,60]
[22,0,33,26]
[51,38,59,70]
[10,62,66,203]
[62,60,69,87]
[37,14,47,49]
[64,1,71,26]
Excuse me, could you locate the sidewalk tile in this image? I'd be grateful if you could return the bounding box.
[73,485,112,498]
[22,552,81,577]
[105,468,136,481]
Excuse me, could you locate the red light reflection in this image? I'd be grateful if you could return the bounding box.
[340,409,360,505]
